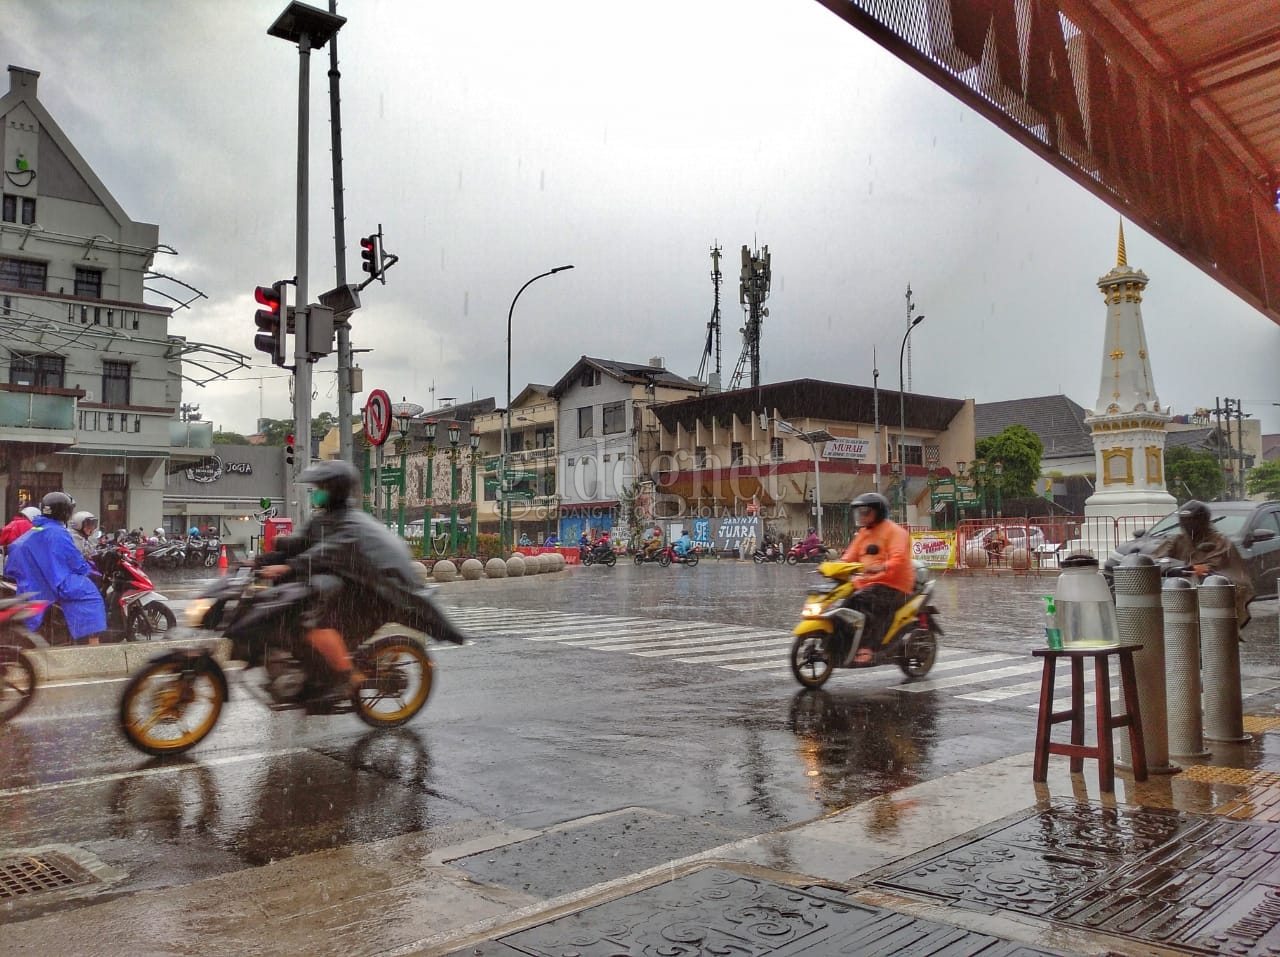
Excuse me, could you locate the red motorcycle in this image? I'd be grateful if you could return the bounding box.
[785,542,831,565]
[0,594,49,723]
[656,543,700,568]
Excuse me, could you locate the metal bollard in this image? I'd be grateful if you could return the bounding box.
[1114,554,1175,773]
[1163,578,1209,759]
[1200,574,1250,743]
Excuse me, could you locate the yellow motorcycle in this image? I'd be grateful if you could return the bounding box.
[790,560,941,688]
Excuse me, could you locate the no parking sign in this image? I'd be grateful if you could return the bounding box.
[362,389,392,446]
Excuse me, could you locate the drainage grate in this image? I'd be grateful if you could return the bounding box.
[0,851,97,900]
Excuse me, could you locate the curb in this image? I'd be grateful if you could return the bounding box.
[27,636,231,682]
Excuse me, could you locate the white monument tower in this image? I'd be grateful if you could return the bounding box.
[1072,223,1175,555]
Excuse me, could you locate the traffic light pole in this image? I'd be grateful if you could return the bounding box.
[291,31,315,525]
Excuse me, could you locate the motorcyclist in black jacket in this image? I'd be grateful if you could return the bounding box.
[258,460,465,705]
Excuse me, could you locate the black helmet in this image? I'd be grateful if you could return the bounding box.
[851,492,889,525]
[1177,499,1211,536]
[299,460,360,508]
[40,490,75,523]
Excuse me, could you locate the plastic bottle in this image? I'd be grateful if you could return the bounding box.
[1044,596,1064,650]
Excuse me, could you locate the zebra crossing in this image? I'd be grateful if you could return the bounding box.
[440,605,1280,713]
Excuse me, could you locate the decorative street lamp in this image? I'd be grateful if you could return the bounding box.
[421,418,438,551]
[975,459,988,518]
[896,314,925,524]
[505,265,574,554]
[993,460,1004,517]
[447,421,461,555]
[469,430,480,554]
[391,399,423,540]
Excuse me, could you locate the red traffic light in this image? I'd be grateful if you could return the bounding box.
[360,234,378,275]
[254,282,286,366]
[255,285,281,313]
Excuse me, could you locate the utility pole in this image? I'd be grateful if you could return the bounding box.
[872,347,881,493]
[328,0,354,465]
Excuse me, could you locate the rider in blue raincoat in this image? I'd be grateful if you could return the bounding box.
[5,491,106,644]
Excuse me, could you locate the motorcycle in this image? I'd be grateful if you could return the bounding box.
[656,543,700,568]
[789,558,942,687]
[0,594,48,723]
[117,567,460,757]
[785,542,831,565]
[580,541,617,567]
[752,540,783,564]
[633,543,667,565]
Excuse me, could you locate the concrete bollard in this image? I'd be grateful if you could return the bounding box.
[1163,578,1209,759]
[1114,554,1175,773]
[1200,574,1250,743]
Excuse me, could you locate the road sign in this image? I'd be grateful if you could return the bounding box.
[506,489,534,500]
[505,470,536,483]
[362,389,392,446]
[484,478,500,492]
[380,466,404,486]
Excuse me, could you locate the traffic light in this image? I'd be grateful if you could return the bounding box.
[360,234,379,276]
[254,283,286,367]
[285,434,296,467]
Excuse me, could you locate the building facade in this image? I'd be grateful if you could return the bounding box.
[0,65,209,529]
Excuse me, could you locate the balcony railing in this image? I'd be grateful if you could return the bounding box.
[0,386,77,430]
[170,419,214,448]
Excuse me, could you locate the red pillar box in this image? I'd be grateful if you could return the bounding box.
[262,517,294,553]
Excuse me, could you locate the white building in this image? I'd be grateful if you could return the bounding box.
[0,65,209,530]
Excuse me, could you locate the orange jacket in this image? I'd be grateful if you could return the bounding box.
[839,519,914,594]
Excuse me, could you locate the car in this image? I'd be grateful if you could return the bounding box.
[1104,501,1280,603]
[968,525,1047,553]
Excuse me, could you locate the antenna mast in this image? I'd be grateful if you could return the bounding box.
[697,244,723,385]
[729,242,771,390]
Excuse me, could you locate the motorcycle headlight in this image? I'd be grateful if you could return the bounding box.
[185,597,214,628]
[801,600,825,617]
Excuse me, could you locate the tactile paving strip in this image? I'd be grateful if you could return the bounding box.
[1243,716,1280,735]
[873,800,1280,955]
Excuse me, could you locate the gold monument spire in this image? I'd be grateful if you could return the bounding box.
[1117,220,1127,267]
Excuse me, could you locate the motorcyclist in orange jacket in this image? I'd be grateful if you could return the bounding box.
[838,492,915,664]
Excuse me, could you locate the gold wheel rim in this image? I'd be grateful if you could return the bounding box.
[358,643,431,722]
[125,663,222,752]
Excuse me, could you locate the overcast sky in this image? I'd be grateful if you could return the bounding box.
[9,0,1280,436]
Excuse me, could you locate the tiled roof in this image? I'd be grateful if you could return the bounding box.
[975,395,1093,458]
[549,356,703,397]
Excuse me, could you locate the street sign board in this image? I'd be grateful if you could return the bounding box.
[506,489,534,500]
[362,389,392,446]
[505,470,536,483]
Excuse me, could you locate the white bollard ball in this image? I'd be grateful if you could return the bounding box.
[432,559,458,583]
[460,557,484,580]
[485,557,507,578]
[506,554,527,577]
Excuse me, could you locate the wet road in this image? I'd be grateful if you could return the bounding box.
[2,561,1277,951]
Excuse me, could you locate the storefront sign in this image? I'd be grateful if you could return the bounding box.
[910,531,957,568]
[822,438,870,460]
[710,515,761,551]
[184,456,254,483]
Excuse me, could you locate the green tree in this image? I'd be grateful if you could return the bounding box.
[1246,459,1280,501]
[212,431,249,445]
[1166,446,1226,502]
[257,418,292,446]
[974,425,1043,497]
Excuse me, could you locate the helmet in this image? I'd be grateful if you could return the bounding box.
[851,492,889,526]
[155,527,166,538]
[299,460,360,508]
[69,511,98,534]
[20,506,40,522]
[807,527,816,534]
[1177,499,1212,536]
[40,491,75,523]
[189,526,200,536]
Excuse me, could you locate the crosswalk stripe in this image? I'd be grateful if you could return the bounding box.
[674,646,791,664]
[614,632,785,654]
[899,662,1041,693]
[558,622,717,646]
[727,650,1021,676]
[958,678,1051,702]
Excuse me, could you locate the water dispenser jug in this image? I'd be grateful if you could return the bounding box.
[1053,554,1119,648]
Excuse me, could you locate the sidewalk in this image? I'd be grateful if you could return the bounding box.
[414,703,1280,957]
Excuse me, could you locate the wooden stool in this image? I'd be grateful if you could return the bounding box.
[1032,644,1147,792]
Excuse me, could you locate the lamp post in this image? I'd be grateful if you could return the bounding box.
[775,418,834,542]
[395,415,410,539]
[505,265,574,554]
[896,314,925,524]
[975,458,987,518]
[421,418,437,551]
[447,421,461,555]
[469,430,480,554]
[993,460,1003,517]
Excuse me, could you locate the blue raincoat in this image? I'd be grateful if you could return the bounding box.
[5,517,106,640]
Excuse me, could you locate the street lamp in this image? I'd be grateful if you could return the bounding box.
[775,418,834,542]
[896,314,925,524]
[993,460,1004,517]
[505,265,574,554]
[447,421,461,555]
[469,430,480,554]
[391,399,423,539]
[421,418,438,551]
[975,459,988,518]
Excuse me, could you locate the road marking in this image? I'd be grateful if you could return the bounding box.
[899,662,1041,693]
[734,650,1021,677]
[611,632,783,654]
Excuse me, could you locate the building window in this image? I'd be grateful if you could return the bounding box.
[101,473,128,532]
[103,360,131,406]
[20,198,35,224]
[602,401,625,435]
[17,471,63,510]
[897,442,923,467]
[9,353,64,388]
[0,257,47,291]
[75,268,102,298]
[579,368,599,388]
[1,196,13,222]
[578,406,593,439]
[730,442,744,465]
[0,196,32,224]
[771,437,784,462]
[694,446,707,468]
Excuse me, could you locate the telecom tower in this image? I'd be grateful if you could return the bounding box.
[729,243,771,390]
[696,244,724,389]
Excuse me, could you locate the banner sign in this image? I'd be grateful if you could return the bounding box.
[708,515,761,552]
[910,530,957,569]
[822,437,870,460]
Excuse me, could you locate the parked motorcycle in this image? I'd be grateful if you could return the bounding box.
[118,567,462,757]
[752,540,783,564]
[580,541,617,567]
[0,594,47,723]
[785,542,831,565]
[789,558,942,687]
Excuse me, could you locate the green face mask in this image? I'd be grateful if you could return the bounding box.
[309,488,330,509]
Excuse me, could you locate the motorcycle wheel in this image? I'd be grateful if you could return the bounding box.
[898,628,938,679]
[658,553,671,567]
[0,642,36,723]
[785,554,799,566]
[753,553,765,564]
[604,553,617,567]
[204,553,217,568]
[582,553,594,566]
[634,554,645,566]
[685,553,699,567]
[118,653,227,756]
[352,635,433,729]
[126,604,178,641]
[790,634,833,688]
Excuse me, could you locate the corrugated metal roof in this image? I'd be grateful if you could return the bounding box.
[975,394,1094,458]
